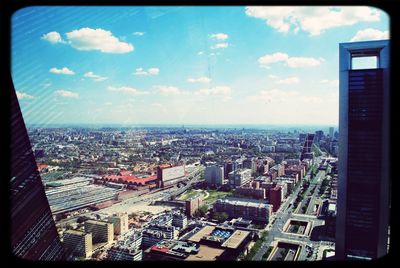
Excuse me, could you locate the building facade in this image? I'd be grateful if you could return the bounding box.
[336,40,390,260]
[85,220,114,244]
[204,165,224,185]
[63,230,92,259]
[9,83,64,260]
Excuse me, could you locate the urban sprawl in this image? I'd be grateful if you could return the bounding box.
[30,126,339,261]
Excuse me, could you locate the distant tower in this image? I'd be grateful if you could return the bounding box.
[300,133,315,161]
[336,40,390,260]
[9,79,64,260]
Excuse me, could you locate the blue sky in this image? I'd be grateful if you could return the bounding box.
[11,6,389,126]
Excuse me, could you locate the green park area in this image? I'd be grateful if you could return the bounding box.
[178,189,232,205]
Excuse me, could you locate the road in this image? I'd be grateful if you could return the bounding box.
[252,157,329,261]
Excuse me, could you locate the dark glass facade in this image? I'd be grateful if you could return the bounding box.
[344,69,383,258]
[10,84,64,260]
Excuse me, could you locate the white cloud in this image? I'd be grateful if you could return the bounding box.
[148,68,160,75]
[187,76,211,84]
[154,85,182,95]
[108,86,149,96]
[286,57,321,68]
[133,32,145,36]
[41,31,64,44]
[268,75,279,79]
[84,71,108,82]
[209,33,229,40]
[49,67,75,75]
[258,52,321,68]
[245,6,381,36]
[350,28,389,42]
[276,76,299,84]
[55,90,79,98]
[134,67,159,76]
[195,86,232,96]
[258,52,289,65]
[211,43,229,49]
[65,27,134,53]
[197,51,204,55]
[320,79,339,87]
[16,91,34,100]
[105,102,113,106]
[247,89,299,102]
[300,96,324,103]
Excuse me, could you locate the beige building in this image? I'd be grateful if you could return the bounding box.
[63,230,92,258]
[85,220,114,244]
[109,213,129,235]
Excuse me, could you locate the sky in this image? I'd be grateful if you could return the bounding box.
[11,6,390,126]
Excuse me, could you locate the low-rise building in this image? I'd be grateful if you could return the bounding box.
[214,197,272,223]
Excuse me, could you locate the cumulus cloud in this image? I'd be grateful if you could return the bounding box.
[209,33,229,40]
[65,27,134,53]
[286,57,320,68]
[108,86,149,96]
[84,71,108,81]
[134,67,160,76]
[350,28,389,42]
[187,76,211,84]
[197,51,204,55]
[41,31,64,44]
[16,91,34,100]
[320,79,339,87]
[55,90,79,98]
[195,86,232,96]
[154,85,182,95]
[258,52,321,68]
[49,67,75,75]
[245,6,381,36]
[211,43,229,49]
[133,32,145,36]
[275,76,300,84]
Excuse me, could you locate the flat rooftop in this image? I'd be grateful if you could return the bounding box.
[64,229,88,236]
[222,230,250,249]
[185,245,225,261]
[188,225,215,243]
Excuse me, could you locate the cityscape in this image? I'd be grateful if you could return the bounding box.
[9,6,390,261]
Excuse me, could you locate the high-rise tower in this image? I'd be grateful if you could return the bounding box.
[336,40,390,260]
[9,79,64,260]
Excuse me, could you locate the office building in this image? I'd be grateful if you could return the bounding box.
[204,165,224,185]
[108,213,129,235]
[329,127,334,138]
[9,82,64,260]
[85,220,114,244]
[336,40,390,260]
[185,196,204,217]
[228,169,252,188]
[172,211,188,229]
[63,230,92,259]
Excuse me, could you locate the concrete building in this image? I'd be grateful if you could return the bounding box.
[269,186,282,212]
[142,225,178,249]
[336,40,390,260]
[157,164,186,187]
[63,230,92,259]
[228,168,252,188]
[235,187,266,200]
[214,197,272,223]
[185,196,204,217]
[172,211,188,229]
[107,246,142,261]
[204,165,224,185]
[108,213,129,235]
[84,220,114,244]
